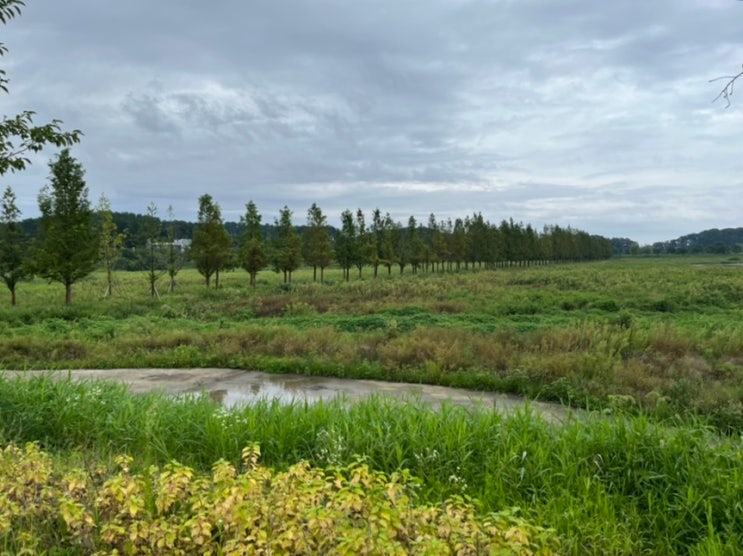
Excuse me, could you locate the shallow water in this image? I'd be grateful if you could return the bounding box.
[4,368,574,422]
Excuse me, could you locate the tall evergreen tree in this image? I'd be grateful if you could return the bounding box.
[355,209,375,279]
[407,215,426,274]
[379,212,396,276]
[239,200,267,288]
[370,208,384,278]
[392,220,408,275]
[192,194,232,288]
[303,203,333,283]
[439,218,454,271]
[466,212,491,269]
[271,206,302,284]
[0,185,30,305]
[450,218,467,271]
[335,209,357,282]
[36,149,98,305]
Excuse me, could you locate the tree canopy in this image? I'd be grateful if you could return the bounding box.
[271,206,302,284]
[239,200,268,288]
[0,185,30,305]
[192,194,231,288]
[36,149,98,304]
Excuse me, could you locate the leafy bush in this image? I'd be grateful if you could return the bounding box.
[0,442,558,555]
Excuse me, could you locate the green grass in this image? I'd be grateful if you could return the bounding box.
[2,256,742,553]
[1,374,741,554]
[1,257,742,428]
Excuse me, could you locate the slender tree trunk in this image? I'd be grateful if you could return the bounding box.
[65,282,72,305]
[11,287,16,307]
[216,269,220,289]
[106,267,113,297]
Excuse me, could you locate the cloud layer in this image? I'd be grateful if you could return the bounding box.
[3,0,742,243]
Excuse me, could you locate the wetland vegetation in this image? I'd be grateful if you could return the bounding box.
[1,256,743,553]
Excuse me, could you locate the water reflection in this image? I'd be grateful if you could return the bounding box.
[209,379,336,407]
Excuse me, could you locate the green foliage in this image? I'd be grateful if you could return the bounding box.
[335,208,357,281]
[303,202,333,282]
[271,206,302,283]
[0,441,558,555]
[35,149,98,305]
[2,376,743,554]
[0,185,30,305]
[0,258,742,427]
[239,200,267,288]
[0,1,81,175]
[96,194,126,298]
[191,194,232,288]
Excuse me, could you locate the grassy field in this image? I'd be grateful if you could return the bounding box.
[1,255,742,428]
[2,256,743,553]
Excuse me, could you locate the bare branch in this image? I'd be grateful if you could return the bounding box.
[710,65,743,108]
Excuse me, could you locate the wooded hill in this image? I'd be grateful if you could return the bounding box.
[651,227,743,254]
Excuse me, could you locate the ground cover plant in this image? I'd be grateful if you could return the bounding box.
[1,256,742,429]
[0,374,741,554]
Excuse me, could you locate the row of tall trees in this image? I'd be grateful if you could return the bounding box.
[189,200,612,288]
[0,149,189,304]
[0,149,612,304]
[1,149,101,304]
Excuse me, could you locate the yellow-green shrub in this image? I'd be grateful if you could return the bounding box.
[0,442,558,555]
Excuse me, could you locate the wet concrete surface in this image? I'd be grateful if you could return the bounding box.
[2,368,574,423]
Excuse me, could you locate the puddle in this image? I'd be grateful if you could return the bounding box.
[182,371,574,423]
[203,380,336,406]
[2,368,574,423]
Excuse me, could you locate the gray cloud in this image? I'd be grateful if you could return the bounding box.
[2,0,742,245]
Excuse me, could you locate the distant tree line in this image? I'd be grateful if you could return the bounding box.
[610,237,640,256]
[1,149,614,304]
[649,228,743,255]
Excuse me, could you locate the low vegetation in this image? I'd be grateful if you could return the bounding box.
[1,256,742,429]
[1,256,742,553]
[0,441,558,555]
[1,375,741,554]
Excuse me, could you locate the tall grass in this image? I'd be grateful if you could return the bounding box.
[1,374,741,554]
[1,257,743,428]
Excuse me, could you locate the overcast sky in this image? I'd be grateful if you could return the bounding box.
[3,0,742,244]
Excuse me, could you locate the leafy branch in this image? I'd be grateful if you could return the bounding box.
[0,0,82,175]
